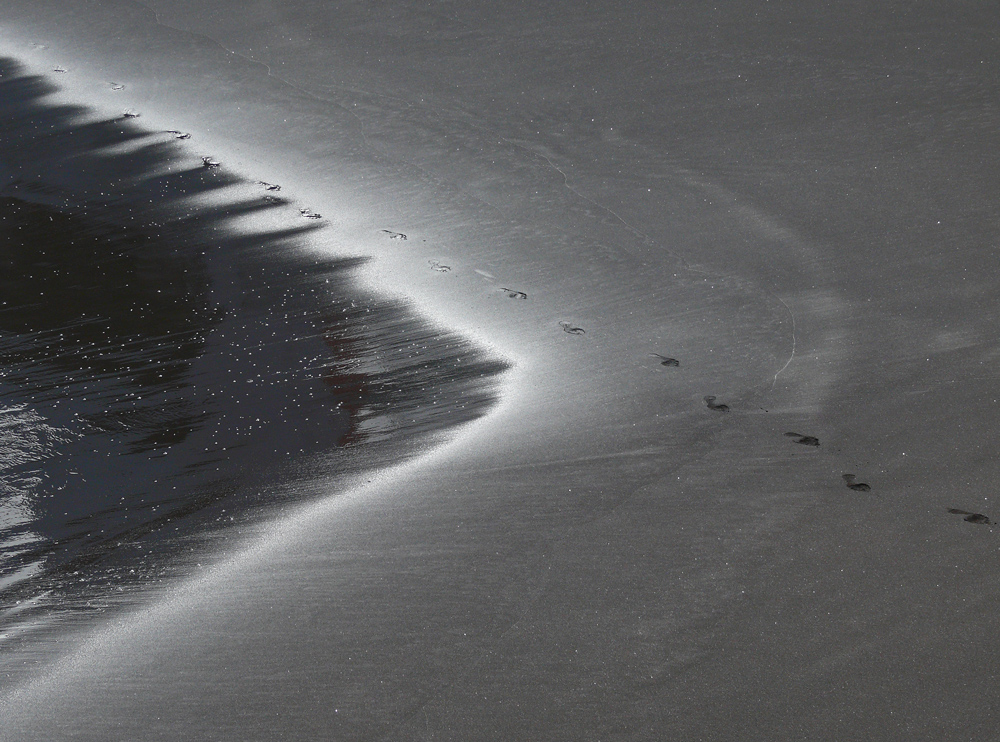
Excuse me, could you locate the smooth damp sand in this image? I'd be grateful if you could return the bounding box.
[2,2,1000,740]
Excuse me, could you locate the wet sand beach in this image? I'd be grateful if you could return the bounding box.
[2,2,1000,740]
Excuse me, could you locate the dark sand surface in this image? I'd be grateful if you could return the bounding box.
[2,2,1000,740]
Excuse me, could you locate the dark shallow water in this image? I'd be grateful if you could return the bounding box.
[0,57,507,633]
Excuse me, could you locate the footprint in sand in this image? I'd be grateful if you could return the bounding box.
[109,82,125,91]
[559,321,585,335]
[651,354,680,367]
[121,109,140,119]
[259,181,281,191]
[499,288,528,300]
[381,230,407,240]
[947,508,994,525]
[299,208,322,219]
[703,395,730,412]
[842,474,871,492]
[785,431,820,447]
[202,156,221,169]
[166,130,191,140]
[428,260,451,273]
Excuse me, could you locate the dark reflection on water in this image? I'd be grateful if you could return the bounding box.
[0,57,507,634]
[0,197,217,424]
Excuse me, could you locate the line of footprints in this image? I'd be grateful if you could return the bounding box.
[699,372,991,524]
[94,71,992,530]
